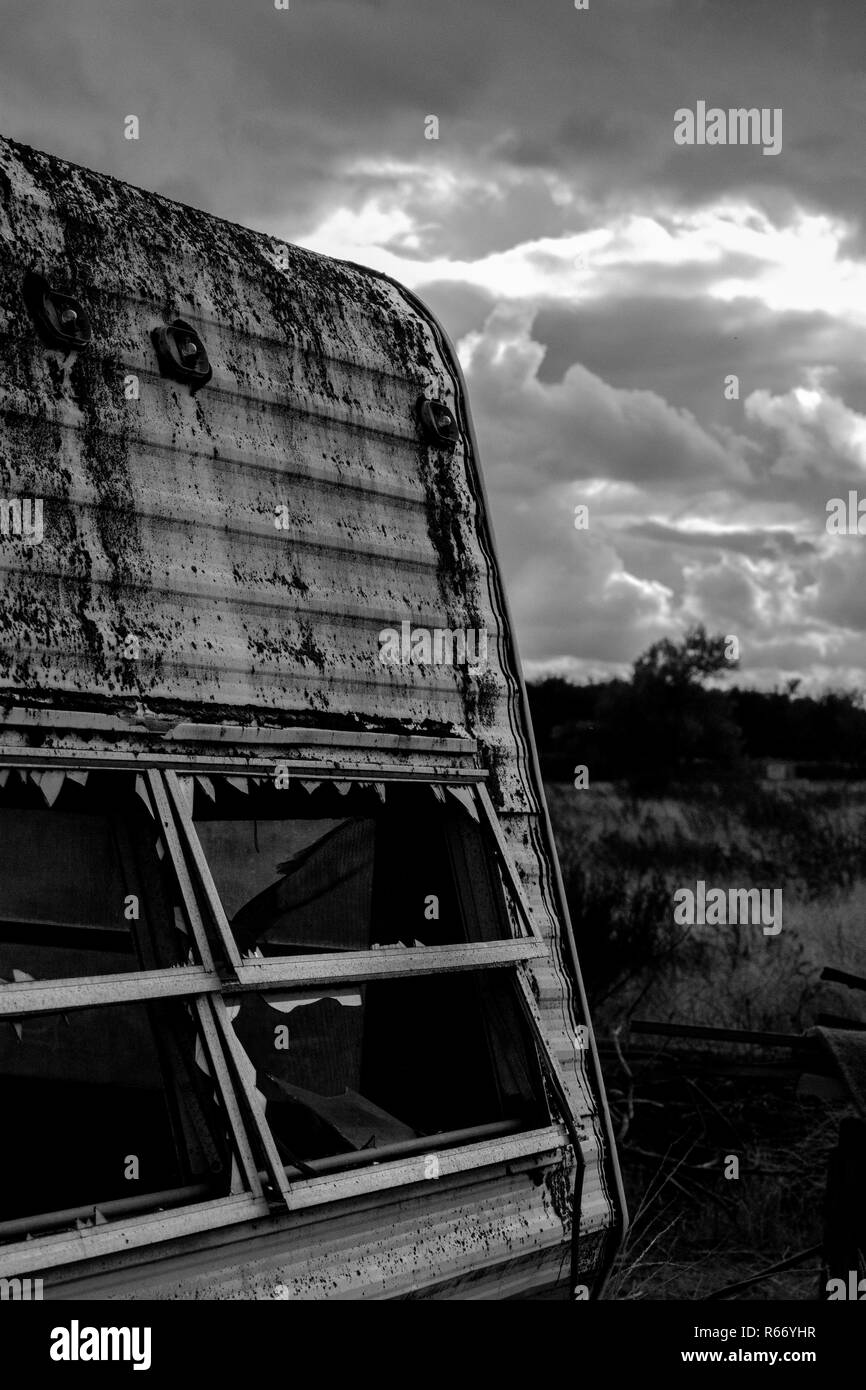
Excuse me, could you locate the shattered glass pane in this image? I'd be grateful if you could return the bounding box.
[0,771,191,980]
[0,999,231,1237]
[193,780,506,956]
[227,971,545,1165]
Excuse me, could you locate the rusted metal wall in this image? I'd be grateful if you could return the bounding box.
[0,134,621,1293]
[0,135,487,736]
[36,1137,596,1301]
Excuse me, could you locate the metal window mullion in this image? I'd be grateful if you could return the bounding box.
[162,769,244,971]
[208,995,294,1209]
[512,964,586,1296]
[144,770,219,974]
[0,966,217,1018]
[474,786,594,1290]
[474,783,541,940]
[512,967,583,1127]
[192,997,265,1200]
[231,938,547,991]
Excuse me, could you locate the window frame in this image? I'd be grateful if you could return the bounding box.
[0,756,583,1277]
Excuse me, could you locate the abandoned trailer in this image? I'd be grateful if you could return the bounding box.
[0,134,625,1300]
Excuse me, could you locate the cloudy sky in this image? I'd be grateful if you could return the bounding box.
[3,0,866,692]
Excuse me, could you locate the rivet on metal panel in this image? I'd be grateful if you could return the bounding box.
[22,270,91,351]
[151,317,213,394]
[416,394,458,450]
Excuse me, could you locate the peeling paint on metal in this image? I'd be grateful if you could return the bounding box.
[0,133,621,1297]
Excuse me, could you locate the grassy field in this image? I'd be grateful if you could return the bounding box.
[544,779,866,1300]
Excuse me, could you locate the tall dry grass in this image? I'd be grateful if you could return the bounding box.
[546,779,866,1033]
[544,778,866,1299]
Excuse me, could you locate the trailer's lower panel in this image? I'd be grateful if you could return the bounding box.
[34,1155,611,1301]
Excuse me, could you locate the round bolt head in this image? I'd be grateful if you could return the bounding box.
[179,337,199,358]
[417,395,459,447]
[60,307,77,325]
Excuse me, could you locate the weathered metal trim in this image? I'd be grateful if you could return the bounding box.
[382,274,630,1290]
[279,1124,568,1215]
[0,1194,271,1278]
[163,725,477,754]
[145,770,218,974]
[66,1199,583,1301]
[191,997,265,1201]
[279,1119,522,1176]
[0,749,486,780]
[0,1184,214,1244]
[231,940,548,990]
[0,965,216,1018]
[64,1148,605,1299]
[163,769,243,970]
[475,782,542,941]
[513,967,587,1296]
[0,707,151,734]
[0,709,478,755]
[207,997,294,1209]
[0,1125,568,1278]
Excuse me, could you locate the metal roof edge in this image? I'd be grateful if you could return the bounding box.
[371,271,631,1282]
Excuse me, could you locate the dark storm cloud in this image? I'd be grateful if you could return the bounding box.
[460,306,751,491]
[2,0,864,243]
[0,0,516,234]
[532,298,865,425]
[1,0,864,689]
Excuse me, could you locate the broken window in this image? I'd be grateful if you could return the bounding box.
[181,776,560,1174]
[191,779,509,957]
[0,764,573,1264]
[0,769,189,980]
[0,769,242,1245]
[227,971,545,1165]
[0,998,231,1237]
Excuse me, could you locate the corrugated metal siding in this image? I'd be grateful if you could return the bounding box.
[43,1165,605,1302]
[0,138,493,734]
[0,134,619,1291]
